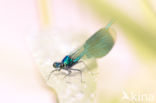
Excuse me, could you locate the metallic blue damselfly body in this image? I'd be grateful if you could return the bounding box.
[48,20,116,81]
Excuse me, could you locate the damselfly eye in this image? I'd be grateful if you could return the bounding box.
[53,62,61,68]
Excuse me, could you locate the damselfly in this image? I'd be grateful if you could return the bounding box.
[48,21,116,82]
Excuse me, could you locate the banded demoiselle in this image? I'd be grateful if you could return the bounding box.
[48,21,116,81]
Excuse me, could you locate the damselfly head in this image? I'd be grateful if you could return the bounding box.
[53,62,61,68]
[53,62,64,69]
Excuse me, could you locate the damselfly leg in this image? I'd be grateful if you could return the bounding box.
[78,61,94,76]
[48,69,57,80]
[63,70,71,79]
[63,68,83,83]
[48,68,61,80]
[70,68,83,83]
